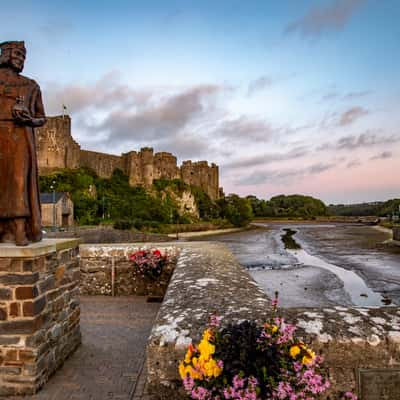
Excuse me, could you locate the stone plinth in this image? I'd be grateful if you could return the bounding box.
[0,239,81,395]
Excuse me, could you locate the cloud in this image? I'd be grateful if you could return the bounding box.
[43,73,233,160]
[285,0,366,38]
[338,106,369,126]
[247,76,274,96]
[370,151,393,160]
[223,146,308,169]
[235,162,336,186]
[215,116,277,142]
[346,159,362,168]
[43,71,153,115]
[319,131,400,151]
[97,85,221,143]
[319,106,370,129]
[343,90,373,100]
[320,90,372,102]
[321,92,340,102]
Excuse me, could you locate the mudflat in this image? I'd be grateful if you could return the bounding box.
[204,223,400,307]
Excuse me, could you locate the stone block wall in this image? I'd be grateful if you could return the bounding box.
[79,245,178,297]
[80,149,124,179]
[0,239,81,395]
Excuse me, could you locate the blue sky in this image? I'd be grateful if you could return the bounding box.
[2,0,400,203]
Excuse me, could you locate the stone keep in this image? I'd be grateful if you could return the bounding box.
[0,239,81,395]
[36,116,221,200]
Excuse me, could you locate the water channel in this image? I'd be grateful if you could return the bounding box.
[202,223,400,308]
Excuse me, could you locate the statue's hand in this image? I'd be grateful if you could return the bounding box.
[30,117,47,127]
[12,103,33,125]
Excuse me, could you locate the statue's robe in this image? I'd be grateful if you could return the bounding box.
[0,67,46,242]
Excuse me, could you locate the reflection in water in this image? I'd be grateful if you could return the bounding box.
[289,249,384,307]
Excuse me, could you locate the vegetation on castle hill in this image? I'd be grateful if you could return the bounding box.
[39,168,252,229]
[247,194,328,219]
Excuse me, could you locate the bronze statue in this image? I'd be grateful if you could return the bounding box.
[0,41,47,246]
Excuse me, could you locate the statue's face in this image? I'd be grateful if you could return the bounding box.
[9,48,25,72]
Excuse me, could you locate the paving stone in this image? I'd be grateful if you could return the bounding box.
[7,295,160,400]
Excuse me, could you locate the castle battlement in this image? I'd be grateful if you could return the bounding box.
[36,116,221,200]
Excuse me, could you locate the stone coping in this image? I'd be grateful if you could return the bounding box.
[0,238,80,257]
[79,242,181,258]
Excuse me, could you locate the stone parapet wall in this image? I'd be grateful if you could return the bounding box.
[146,242,400,399]
[393,226,400,241]
[0,239,81,395]
[79,244,178,296]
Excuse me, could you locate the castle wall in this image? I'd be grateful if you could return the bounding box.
[36,115,221,200]
[79,150,123,179]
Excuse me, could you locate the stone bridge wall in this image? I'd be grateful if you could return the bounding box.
[393,226,400,241]
[143,242,400,399]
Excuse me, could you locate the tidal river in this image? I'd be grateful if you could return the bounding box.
[201,223,400,308]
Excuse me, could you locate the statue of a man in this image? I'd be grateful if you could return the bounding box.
[0,41,47,246]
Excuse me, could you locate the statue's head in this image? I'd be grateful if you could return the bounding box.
[0,41,26,72]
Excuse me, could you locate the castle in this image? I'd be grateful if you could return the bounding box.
[36,116,221,200]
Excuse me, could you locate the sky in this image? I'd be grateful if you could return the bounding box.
[2,0,400,204]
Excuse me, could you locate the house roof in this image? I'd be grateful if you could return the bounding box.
[40,192,67,204]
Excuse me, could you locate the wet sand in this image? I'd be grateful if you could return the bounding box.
[203,223,400,308]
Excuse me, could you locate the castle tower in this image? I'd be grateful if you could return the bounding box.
[140,147,154,187]
[122,151,141,186]
[36,116,80,174]
[153,152,179,180]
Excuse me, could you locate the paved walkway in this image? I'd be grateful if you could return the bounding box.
[13,296,160,400]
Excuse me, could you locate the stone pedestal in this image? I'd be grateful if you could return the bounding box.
[0,239,81,395]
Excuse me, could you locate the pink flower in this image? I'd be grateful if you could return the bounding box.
[344,392,358,400]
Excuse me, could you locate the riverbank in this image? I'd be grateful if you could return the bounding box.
[167,225,254,239]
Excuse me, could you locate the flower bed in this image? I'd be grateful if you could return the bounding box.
[79,245,177,296]
[129,249,168,279]
[179,296,357,400]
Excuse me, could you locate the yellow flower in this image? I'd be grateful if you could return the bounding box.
[300,345,315,364]
[202,329,213,342]
[290,345,301,358]
[179,362,203,380]
[184,348,193,364]
[198,339,215,360]
[271,325,278,333]
[203,358,222,378]
[179,361,186,379]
